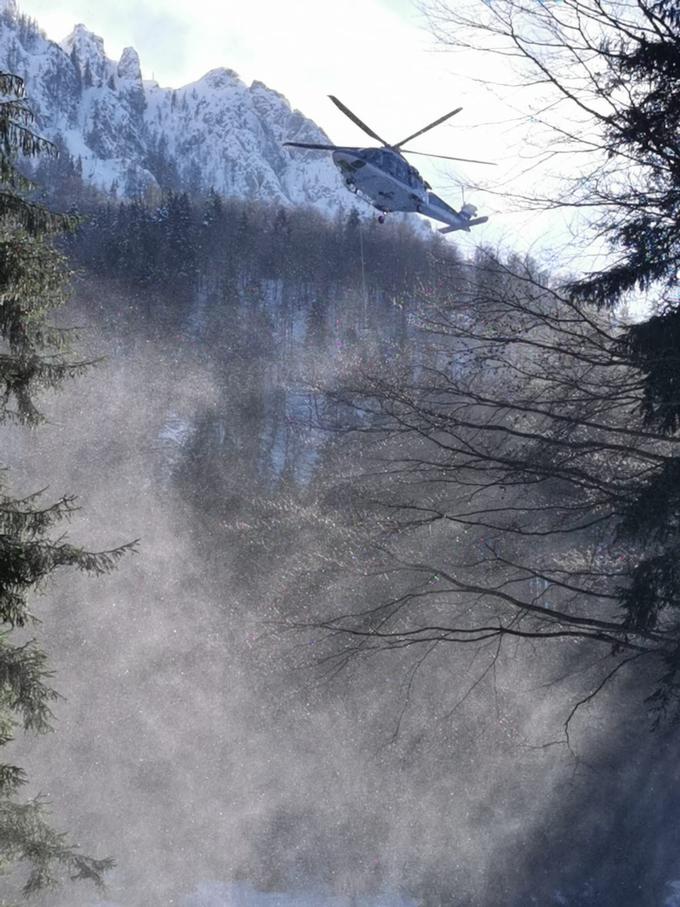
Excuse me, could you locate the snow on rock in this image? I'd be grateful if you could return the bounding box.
[0,2,368,217]
[117,46,141,82]
[62,24,108,84]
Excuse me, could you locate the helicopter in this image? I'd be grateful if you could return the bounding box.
[284,95,493,234]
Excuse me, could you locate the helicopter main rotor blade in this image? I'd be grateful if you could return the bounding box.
[283,141,352,151]
[402,148,497,166]
[394,107,463,149]
[328,95,391,147]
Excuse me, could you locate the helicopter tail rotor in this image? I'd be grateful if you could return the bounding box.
[439,215,488,234]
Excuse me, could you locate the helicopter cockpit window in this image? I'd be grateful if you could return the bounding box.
[395,159,409,181]
[364,149,385,167]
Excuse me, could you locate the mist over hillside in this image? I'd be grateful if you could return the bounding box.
[0,191,674,907]
[2,1,680,905]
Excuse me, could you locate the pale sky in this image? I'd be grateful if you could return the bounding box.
[15,0,583,260]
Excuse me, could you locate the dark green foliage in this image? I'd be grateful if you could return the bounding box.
[618,308,680,432]
[0,233,92,425]
[620,551,680,633]
[0,487,131,626]
[619,458,680,544]
[0,71,128,898]
[0,796,114,896]
[574,4,680,674]
[568,2,680,312]
[0,74,70,237]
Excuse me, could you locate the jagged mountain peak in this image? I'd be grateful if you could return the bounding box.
[61,23,109,83]
[61,22,105,57]
[199,66,242,87]
[118,46,141,82]
[0,2,368,217]
[250,79,283,97]
[63,22,99,41]
[0,0,18,18]
[249,80,295,116]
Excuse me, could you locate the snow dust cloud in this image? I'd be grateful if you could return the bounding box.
[1,277,677,907]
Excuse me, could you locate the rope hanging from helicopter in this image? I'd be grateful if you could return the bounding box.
[358,216,368,329]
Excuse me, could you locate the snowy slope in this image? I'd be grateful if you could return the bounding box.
[0,0,361,215]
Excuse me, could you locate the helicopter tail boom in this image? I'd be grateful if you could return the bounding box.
[439,216,488,234]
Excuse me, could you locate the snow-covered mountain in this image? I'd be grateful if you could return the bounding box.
[0,0,359,214]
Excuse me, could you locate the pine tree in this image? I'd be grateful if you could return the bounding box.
[551,0,680,713]
[0,71,131,897]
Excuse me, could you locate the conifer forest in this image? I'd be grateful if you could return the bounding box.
[1,1,680,906]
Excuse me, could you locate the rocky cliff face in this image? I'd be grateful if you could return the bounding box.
[0,0,357,214]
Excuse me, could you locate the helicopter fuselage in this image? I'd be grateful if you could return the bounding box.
[332,147,428,214]
[330,146,486,233]
[283,95,491,234]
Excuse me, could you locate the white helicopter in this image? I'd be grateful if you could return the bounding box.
[284,95,493,234]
